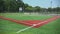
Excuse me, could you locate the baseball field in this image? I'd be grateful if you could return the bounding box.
[0,13,60,34]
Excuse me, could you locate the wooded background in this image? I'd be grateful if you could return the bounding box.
[0,0,60,14]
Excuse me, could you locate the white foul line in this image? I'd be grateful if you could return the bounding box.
[16,24,36,33]
[16,20,49,33]
[16,16,60,33]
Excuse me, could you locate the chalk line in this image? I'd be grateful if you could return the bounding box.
[16,16,60,33]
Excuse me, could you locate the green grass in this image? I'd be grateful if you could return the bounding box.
[0,13,52,20]
[0,13,60,34]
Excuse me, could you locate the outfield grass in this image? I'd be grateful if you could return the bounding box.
[0,13,60,34]
[0,13,52,20]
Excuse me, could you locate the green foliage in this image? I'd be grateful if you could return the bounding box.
[0,0,4,12]
[0,0,24,12]
[0,0,60,13]
[34,6,41,12]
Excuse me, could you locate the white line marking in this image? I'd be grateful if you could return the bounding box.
[16,20,49,33]
[16,24,36,33]
[16,16,59,33]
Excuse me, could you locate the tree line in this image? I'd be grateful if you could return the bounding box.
[0,0,60,13]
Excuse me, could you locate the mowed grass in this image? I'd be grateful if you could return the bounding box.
[0,13,60,34]
[0,13,52,20]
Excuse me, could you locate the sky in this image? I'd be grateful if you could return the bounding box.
[22,0,60,8]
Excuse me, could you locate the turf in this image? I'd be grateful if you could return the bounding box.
[0,13,52,20]
[0,13,60,34]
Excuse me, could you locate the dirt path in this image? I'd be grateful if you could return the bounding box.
[0,16,60,28]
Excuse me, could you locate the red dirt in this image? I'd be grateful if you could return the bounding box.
[34,16,60,28]
[18,20,42,26]
[0,16,60,28]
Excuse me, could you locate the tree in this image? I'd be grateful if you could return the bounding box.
[47,8,52,12]
[3,0,24,12]
[54,7,60,14]
[34,6,41,12]
[0,0,4,12]
[3,0,11,12]
[25,6,34,12]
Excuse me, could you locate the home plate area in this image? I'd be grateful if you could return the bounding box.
[0,16,60,28]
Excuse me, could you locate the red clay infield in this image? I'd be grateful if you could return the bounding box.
[0,16,60,28]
